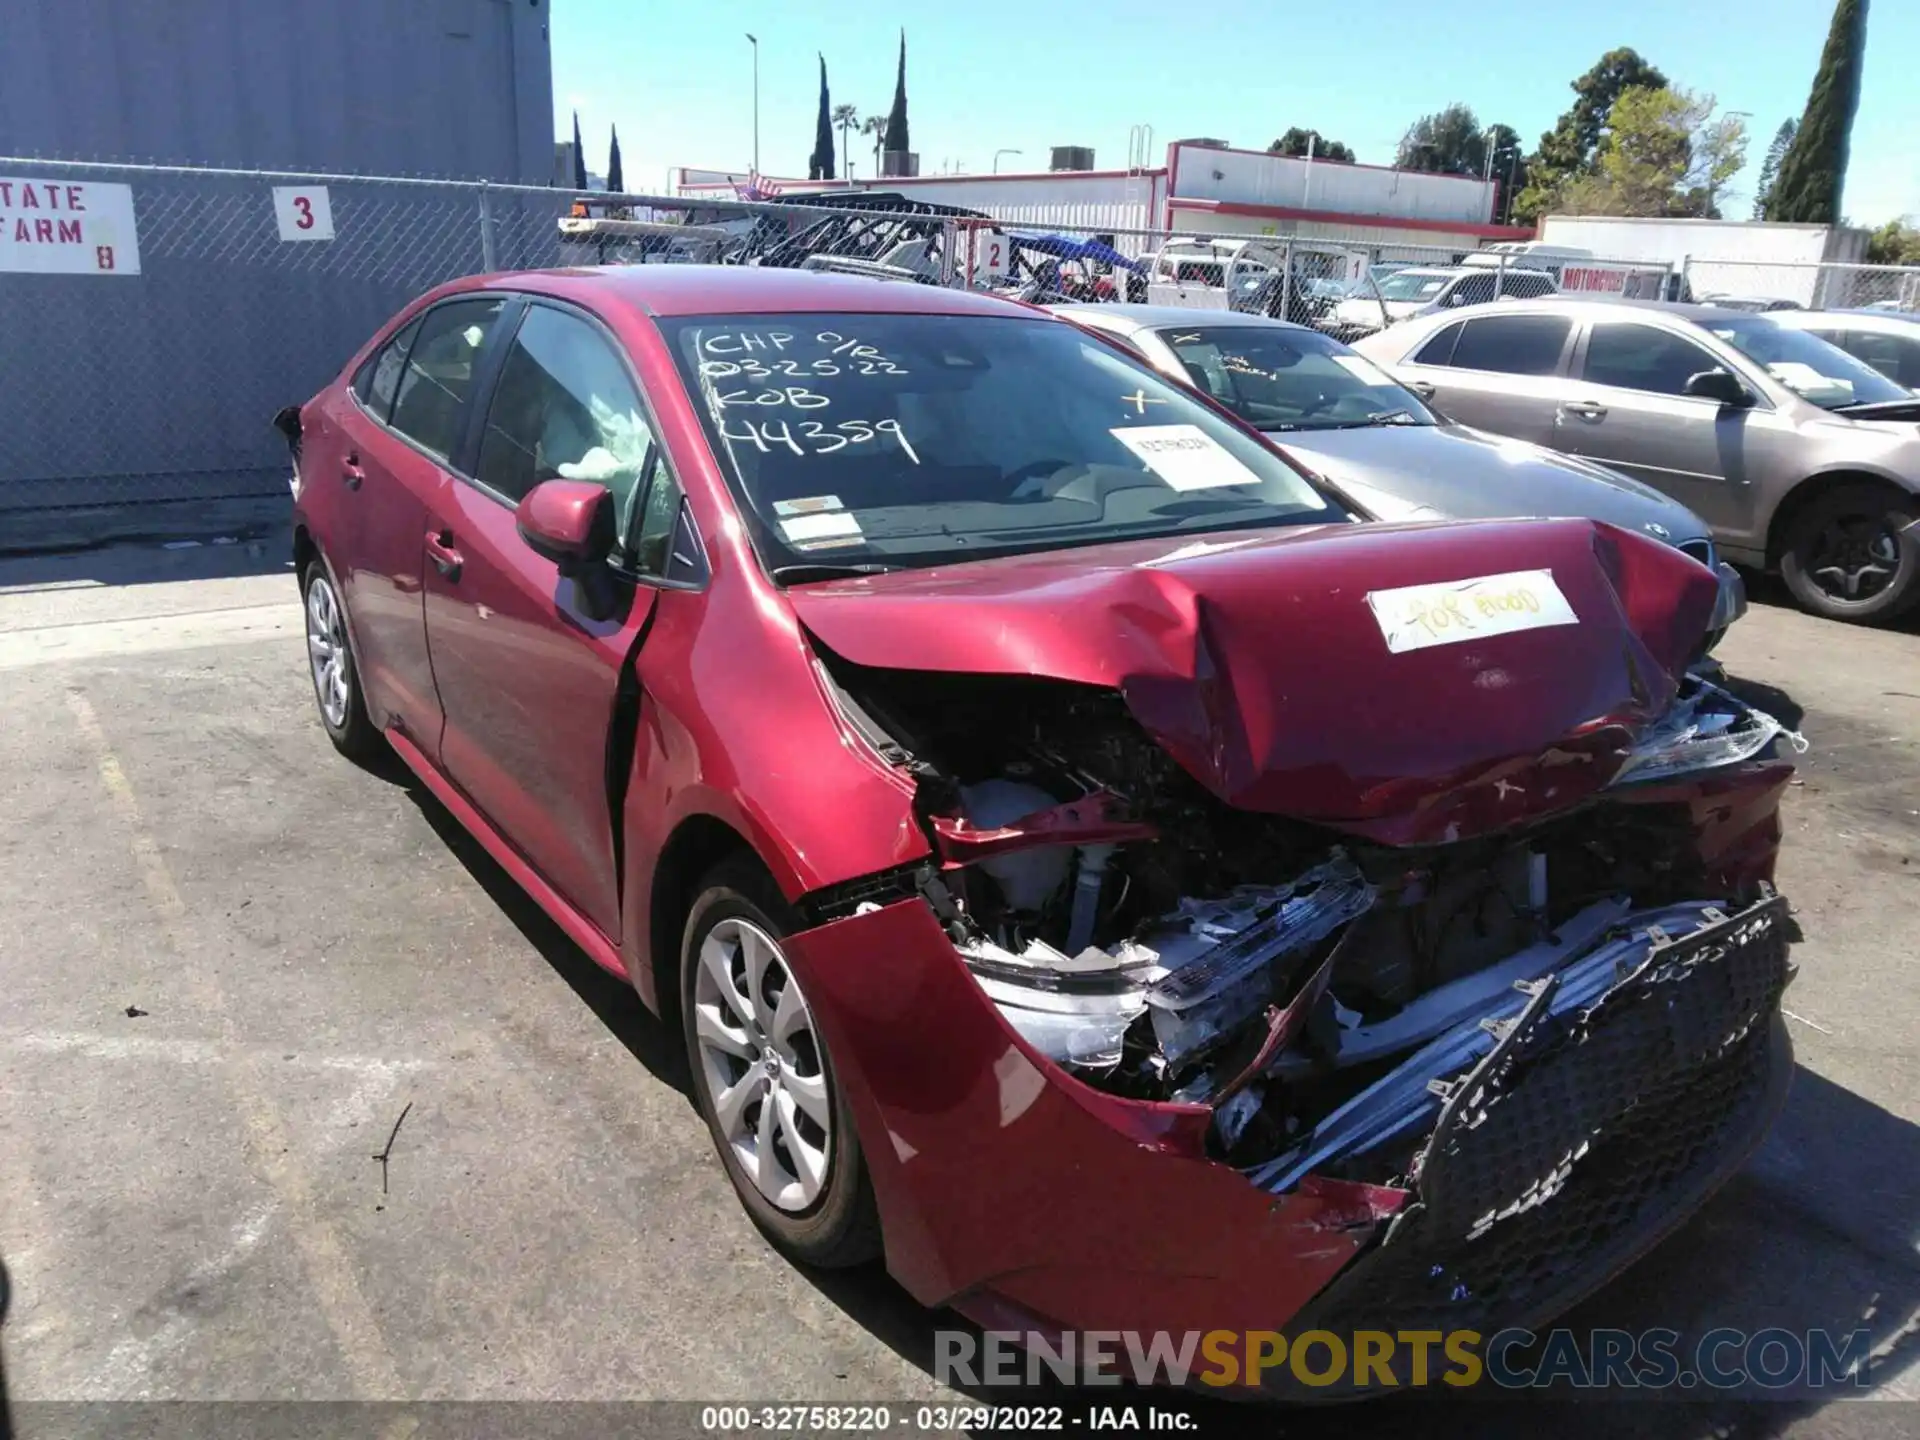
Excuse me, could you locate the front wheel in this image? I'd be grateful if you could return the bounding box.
[681,858,881,1268]
[1779,483,1920,624]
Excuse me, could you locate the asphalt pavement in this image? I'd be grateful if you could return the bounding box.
[0,535,1914,1438]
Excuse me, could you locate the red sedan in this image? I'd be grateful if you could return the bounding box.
[281,266,1798,1394]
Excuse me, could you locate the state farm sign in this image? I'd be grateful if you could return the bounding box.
[0,178,142,275]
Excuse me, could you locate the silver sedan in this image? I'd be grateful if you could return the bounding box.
[1054,303,1746,647]
[1354,299,1920,624]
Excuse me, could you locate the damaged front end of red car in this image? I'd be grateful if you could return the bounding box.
[772,517,1804,1394]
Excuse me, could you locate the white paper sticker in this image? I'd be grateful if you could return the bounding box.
[780,511,862,543]
[1366,569,1579,654]
[1331,353,1397,386]
[0,177,141,275]
[272,186,335,241]
[774,495,844,516]
[1110,425,1263,492]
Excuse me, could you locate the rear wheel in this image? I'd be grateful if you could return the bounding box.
[300,560,384,763]
[681,858,880,1268]
[1779,483,1920,624]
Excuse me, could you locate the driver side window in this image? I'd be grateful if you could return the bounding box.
[476,305,655,543]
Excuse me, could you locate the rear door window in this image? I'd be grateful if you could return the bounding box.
[1441,314,1573,375]
[352,316,422,423]
[388,298,508,460]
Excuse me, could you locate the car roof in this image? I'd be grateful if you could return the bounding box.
[1773,308,1920,330]
[1052,303,1310,335]
[441,264,1037,319]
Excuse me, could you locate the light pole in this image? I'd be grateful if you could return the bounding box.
[745,33,760,178]
[993,149,1022,174]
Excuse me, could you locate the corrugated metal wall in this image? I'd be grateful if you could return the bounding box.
[0,1,554,531]
[2,0,553,182]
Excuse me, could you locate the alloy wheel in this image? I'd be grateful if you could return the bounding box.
[305,575,351,729]
[1806,514,1900,603]
[692,917,833,1213]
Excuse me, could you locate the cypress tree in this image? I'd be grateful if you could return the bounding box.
[1768,0,1869,224]
[884,31,910,161]
[809,56,836,181]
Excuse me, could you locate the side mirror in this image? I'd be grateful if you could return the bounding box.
[516,479,615,573]
[1683,369,1754,407]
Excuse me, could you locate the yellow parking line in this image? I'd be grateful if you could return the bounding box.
[65,687,403,1399]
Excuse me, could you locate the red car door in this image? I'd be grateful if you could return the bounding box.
[421,301,676,942]
[325,296,509,747]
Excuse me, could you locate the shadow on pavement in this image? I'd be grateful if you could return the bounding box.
[387,758,691,1098]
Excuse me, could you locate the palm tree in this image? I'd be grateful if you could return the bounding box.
[833,105,859,180]
[860,115,887,178]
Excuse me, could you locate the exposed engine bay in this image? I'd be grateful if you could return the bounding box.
[816,648,1803,1186]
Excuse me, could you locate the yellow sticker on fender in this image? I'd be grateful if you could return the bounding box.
[1366,569,1578,653]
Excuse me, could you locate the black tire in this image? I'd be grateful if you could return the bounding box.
[680,857,881,1269]
[1779,483,1920,624]
[299,559,385,764]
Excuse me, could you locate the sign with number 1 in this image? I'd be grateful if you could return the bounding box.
[271,186,335,242]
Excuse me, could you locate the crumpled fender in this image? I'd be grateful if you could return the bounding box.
[781,899,1406,1335]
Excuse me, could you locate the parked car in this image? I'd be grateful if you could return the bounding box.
[1768,308,1920,388]
[1325,264,1559,338]
[1354,299,1920,622]
[1696,294,1805,313]
[1054,303,1745,647]
[280,267,1799,1394]
[1145,237,1366,326]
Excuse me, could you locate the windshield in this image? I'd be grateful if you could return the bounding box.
[1372,271,1453,302]
[662,312,1343,576]
[1156,324,1436,431]
[1704,315,1912,409]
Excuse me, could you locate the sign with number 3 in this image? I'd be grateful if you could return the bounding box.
[272,186,335,242]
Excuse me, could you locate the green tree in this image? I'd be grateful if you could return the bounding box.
[1515,47,1669,221]
[1865,218,1920,265]
[1547,88,1748,219]
[861,115,888,177]
[832,104,859,178]
[1268,127,1355,162]
[1486,123,1528,222]
[1752,118,1798,219]
[1397,103,1486,176]
[809,55,836,181]
[1769,0,1870,224]
[884,30,910,160]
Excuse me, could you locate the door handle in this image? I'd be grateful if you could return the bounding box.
[1560,401,1609,420]
[425,529,463,581]
[1405,380,1436,399]
[341,453,365,490]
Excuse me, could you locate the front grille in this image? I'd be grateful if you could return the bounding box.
[1678,537,1717,569]
[1265,899,1791,1393]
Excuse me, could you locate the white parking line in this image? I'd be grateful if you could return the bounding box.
[0,603,298,669]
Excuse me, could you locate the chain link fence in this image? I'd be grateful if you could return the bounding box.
[2,155,1915,543]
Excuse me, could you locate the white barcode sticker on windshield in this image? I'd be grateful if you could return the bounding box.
[780,511,862,543]
[1366,569,1579,654]
[1110,424,1263,491]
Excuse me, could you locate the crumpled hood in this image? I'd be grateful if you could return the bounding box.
[1279,424,1713,545]
[789,517,1721,845]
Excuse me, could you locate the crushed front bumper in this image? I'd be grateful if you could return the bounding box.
[779,882,1794,1365]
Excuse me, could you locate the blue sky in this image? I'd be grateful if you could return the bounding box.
[553,1,1917,224]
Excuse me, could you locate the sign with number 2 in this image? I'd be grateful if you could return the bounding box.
[271,186,335,242]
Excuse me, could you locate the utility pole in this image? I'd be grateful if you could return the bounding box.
[745,34,760,177]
